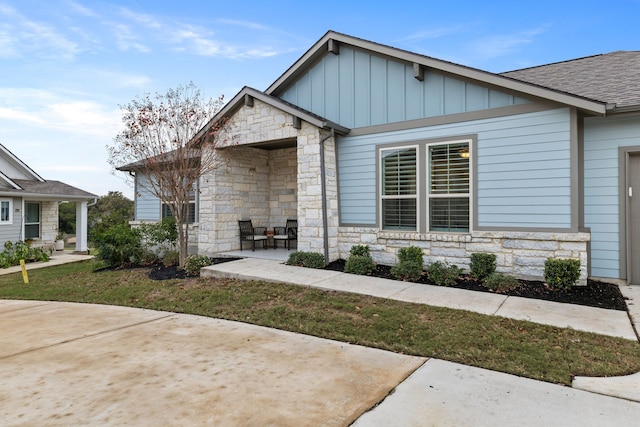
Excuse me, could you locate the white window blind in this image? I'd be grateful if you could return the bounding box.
[428,142,470,232]
[381,147,417,230]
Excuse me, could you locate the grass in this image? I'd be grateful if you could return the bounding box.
[1,260,639,386]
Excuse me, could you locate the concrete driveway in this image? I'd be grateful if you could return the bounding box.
[0,300,424,426]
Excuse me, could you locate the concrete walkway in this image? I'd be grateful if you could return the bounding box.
[2,255,640,425]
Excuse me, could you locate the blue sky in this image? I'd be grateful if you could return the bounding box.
[1,0,638,199]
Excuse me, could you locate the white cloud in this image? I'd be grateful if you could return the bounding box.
[0,88,121,136]
[111,23,150,52]
[401,26,467,42]
[471,26,550,59]
[0,3,80,59]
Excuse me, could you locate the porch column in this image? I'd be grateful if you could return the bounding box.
[74,200,89,254]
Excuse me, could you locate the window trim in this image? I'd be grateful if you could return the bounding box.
[379,144,420,231]
[0,199,12,225]
[24,201,41,239]
[377,137,474,234]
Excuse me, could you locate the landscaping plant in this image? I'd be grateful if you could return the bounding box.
[483,272,520,293]
[544,258,581,289]
[391,246,424,281]
[93,224,143,267]
[0,241,50,269]
[426,261,462,286]
[470,252,497,281]
[286,251,325,269]
[344,245,376,275]
[184,255,212,276]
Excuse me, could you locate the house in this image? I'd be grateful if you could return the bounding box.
[126,31,640,285]
[0,143,97,253]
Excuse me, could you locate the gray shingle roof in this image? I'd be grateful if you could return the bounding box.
[0,179,97,199]
[502,51,640,109]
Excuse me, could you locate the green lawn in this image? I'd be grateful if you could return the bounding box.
[1,260,639,386]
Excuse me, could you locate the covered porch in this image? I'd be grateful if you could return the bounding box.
[1,180,97,254]
[196,87,348,261]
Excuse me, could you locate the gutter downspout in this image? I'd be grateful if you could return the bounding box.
[319,128,334,264]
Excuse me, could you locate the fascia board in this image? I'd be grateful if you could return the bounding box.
[266,31,608,115]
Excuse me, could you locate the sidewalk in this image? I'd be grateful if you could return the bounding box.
[202,258,640,404]
[201,258,639,340]
[2,256,640,425]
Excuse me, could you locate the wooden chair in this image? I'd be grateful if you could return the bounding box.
[238,220,267,251]
[273,219,297,250]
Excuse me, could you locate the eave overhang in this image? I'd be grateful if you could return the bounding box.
[266,31,609,116]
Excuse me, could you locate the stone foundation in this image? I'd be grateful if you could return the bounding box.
[338,227,590,284]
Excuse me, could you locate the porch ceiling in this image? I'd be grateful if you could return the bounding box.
[243,137,297,150]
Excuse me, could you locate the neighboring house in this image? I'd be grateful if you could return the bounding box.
[127,31,640,285]
[0,144,97,253]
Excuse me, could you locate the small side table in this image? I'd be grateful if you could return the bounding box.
[266,229,275,248]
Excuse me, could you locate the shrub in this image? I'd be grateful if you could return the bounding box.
[426,261,462,286]
[286,251,325,269]
[184,255,212,276]
[0,241,50,268]
[391,260,423,281]
[544,258,581,290]
[470,253,497,281]
[93,224,142,267]
[397,246,424,265]
[138,217,178,255]
[349,244,371,257]
[344,255,376,275]
[484,272,520,293]
[162,250,180,267]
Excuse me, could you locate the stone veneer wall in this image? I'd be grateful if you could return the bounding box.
[198,98,337,258]
[40,201,58,242]
[338,227,590,283]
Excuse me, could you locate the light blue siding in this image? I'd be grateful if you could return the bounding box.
[280,46,530,129]
[135,173,161,220]
[338,108,572,227]
[0,197,23,242]
[584,114,640,279]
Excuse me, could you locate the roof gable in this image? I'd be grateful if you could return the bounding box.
[0,143,44,182]
[266,31,608,116]
[277,43,533,129]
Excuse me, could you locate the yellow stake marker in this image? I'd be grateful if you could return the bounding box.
[20,260,29,284]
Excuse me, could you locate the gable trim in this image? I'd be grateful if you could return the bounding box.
[0,171,21,190]
[194,86,350,144]
[266,31,608,116]
[0,143,45,182]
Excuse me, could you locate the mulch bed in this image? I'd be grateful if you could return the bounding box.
[324,259,628,311]
[134,256,626,312]
[147,257,242,280]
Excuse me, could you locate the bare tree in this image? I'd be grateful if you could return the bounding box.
[108,82,226,266]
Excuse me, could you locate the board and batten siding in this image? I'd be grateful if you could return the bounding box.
[134,173,161,221]
[584,114,640,279]
[338,108,572,228]
[280,46,529,129]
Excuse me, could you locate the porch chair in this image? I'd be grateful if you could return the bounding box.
[273,219,297,250]
[238,220,268,251]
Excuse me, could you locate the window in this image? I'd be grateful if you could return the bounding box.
[0,199,12,224]
[161,202,196,224]
[428,142,470,232]
[25,202,40,238]
[381,147,417,230]
[161,189,197,224]
[379,139,471,233]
